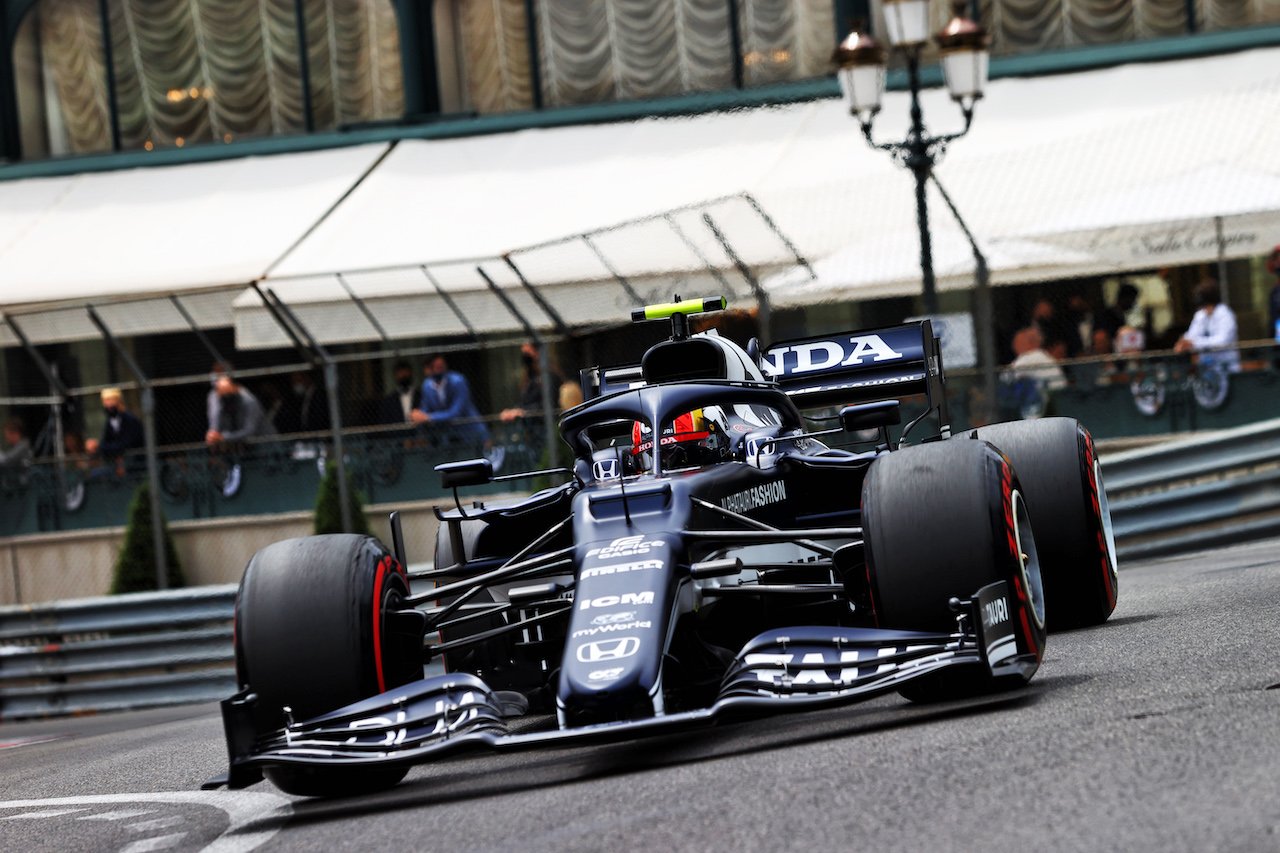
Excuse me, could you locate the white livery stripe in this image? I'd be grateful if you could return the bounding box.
[986,638,1017,664]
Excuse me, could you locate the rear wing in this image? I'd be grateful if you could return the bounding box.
[760,320,949,433]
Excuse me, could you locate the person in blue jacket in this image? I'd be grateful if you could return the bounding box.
[411,355,490,447]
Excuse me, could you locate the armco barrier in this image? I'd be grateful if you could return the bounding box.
[0,586,237,720]
[1103,417,1280,561]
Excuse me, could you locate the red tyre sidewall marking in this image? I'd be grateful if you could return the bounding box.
[1011,574,1042,661]
[1000,457,1042,660]
[1081,430,1117,608]
[863,561,880,628]
[999,458,1018,574]
[372,555,394,695]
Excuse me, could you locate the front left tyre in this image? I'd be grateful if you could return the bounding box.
[234,534,424,797]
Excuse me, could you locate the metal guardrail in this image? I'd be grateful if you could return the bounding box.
[1104,417,1280,562]
[0,585,237,720]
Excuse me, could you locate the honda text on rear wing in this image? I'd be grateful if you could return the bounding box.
[760,320,950,438]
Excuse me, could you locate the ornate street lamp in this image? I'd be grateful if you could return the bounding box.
[834,2,990,314]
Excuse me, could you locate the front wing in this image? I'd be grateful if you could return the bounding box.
[210,581,1032,789]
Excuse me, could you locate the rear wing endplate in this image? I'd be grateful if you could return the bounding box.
[760,320,948,431]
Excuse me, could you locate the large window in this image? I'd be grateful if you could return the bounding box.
[14,0,403,159]
[437,0,839,114]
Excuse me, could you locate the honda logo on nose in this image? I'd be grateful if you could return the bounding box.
[576,636,641,663]
[592,458,620,481]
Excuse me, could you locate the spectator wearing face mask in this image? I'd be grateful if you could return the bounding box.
[500,342,564,449]
[205,376,275,447]
[380,361,423,425]
[86,388,145,472]
[205,375,276,497]
[285,370,330,434]
[411,355,489,448]
[1174,279,1240,372]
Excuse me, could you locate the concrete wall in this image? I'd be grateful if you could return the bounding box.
[0,498,459,605]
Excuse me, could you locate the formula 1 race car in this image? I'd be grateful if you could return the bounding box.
[209,297,1118,797]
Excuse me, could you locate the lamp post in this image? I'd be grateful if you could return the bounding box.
[834,2,990,315]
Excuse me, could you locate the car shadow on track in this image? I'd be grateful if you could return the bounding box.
[1055,612,1161,631]
[280,684,1063,827]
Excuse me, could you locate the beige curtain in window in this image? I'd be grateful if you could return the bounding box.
[739,0,835,87]
[457,0,534,113]
[37,0,113,153]
[32,0,402,154]
[533,0,831,109]
[982,0,1279,54]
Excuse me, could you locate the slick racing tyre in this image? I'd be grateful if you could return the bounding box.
[860,439,1047,701]
[235,534,424,797]
[970,418,1118,629]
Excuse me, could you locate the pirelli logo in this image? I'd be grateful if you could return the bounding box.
[721,480,787,514]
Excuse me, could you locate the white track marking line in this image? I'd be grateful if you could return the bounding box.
[126,816,184,832]
[78,810,156,821]
[0,735,72,750]
[2,807,89,820]
[120,834,187,853]
[0,792,292,853]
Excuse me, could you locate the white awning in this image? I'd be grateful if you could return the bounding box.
[246,46,1280,349]
[766,47,1280,298]
[0,143,389,346]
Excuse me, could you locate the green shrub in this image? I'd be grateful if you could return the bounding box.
[314,460,372,536]
[110,483,185,594]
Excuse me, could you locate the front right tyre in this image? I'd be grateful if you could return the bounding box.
[860,439,1046,701]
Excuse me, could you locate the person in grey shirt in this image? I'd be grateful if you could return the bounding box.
[206,375,275,447]
[205,375,275,497]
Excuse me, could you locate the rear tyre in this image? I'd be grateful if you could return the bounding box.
[860,440,1047,702]
[971,418,1118,629]
[234,534,423,797]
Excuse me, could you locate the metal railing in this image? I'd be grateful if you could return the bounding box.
[0,586,237,719]
[1104,417,1280,561]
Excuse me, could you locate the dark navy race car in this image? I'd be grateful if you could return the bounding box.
[210,297,1118,797]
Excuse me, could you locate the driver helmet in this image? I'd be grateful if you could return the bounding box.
[631,408,727,469]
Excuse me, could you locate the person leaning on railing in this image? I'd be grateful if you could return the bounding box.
[206,375,277,497]
[85,388,145,476]
[412,354,504,471]
[1174,279,1240,373]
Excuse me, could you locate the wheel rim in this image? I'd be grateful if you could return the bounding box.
[1011,489,1046,631]
[1093,457,1118,585]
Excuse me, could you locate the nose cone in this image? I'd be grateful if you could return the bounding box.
[558,533,681,716]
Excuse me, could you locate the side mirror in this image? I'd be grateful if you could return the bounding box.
[436,458,493,489]
[586,419,634,446]
[840,400,901,432]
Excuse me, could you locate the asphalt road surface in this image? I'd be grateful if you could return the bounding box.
[3,537,1280,853]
